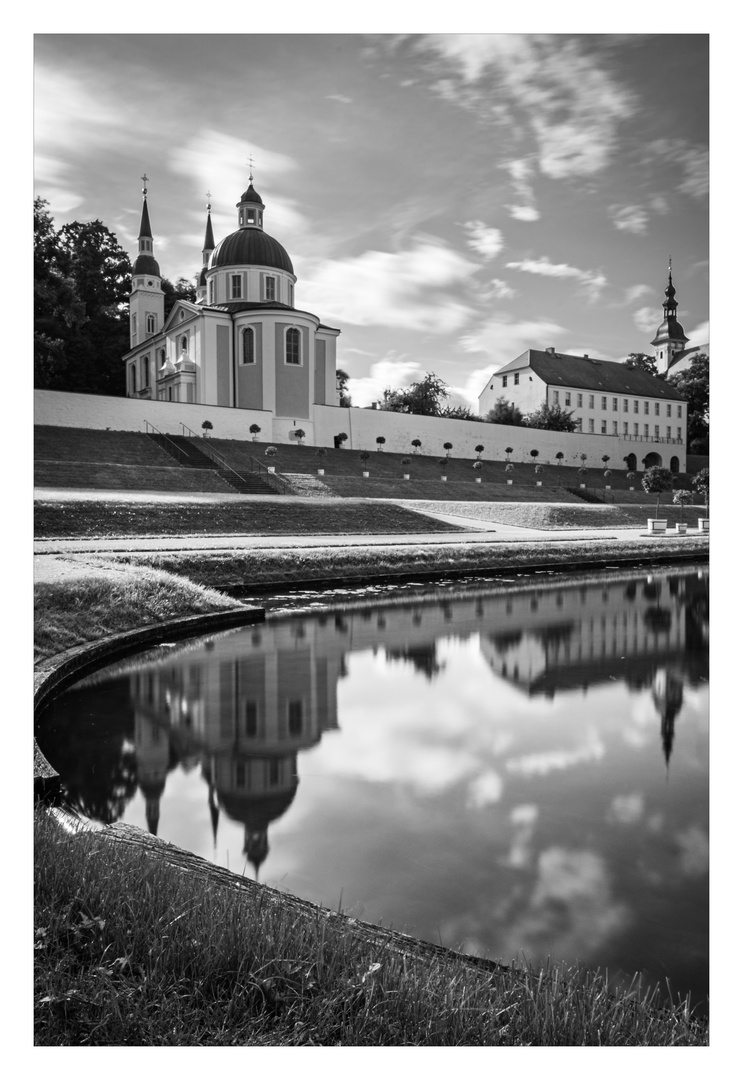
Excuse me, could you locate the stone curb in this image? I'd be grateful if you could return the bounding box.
[34,604,264,796]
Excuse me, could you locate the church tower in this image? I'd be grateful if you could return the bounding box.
[196,195,215,304]
[129,175,164,348]
[651,260,689,375]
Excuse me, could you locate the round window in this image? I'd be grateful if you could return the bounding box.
[147,280,153,286]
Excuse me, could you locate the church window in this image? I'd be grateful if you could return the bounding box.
[158,348,165,369]
[269,759,280,786]
[288,282,294,307]
[231,275,242,299]
[132,314,137,340]
[565,392,571,406]
[612,397,618,411]
[241,327,255,364]
[247,209,256,224]
[502,375,508,387]
[235,762,246,787]
[265,276,276,301]
[285,327,301,365]
[514,373,519,385]
[146,313,156,334]
[244,702,258,737]
[208,279,214,304]
[129,364,136,393]
[168,387,173,401]
[142,356,150,387]
[589,419,595,433]
[180,335,188,353]
[601,396,607,410]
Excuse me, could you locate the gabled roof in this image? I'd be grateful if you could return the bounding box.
[162,299,201,334]
[491,349,686,401]
[667,343,708,379]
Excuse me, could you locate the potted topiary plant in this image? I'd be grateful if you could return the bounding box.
[692,467,709,531]
[335,432,348,448]
[604,468,612,489]
[439,457,448,481]
[672,488,693,533]
[505,463,514,484]
[443,442,453,458]
[401,456,411,480]
[411,438,422,454]
[556,451,564,466]
[376,436,386,451]
[264,445,278,472]
[602,454,610,468]
[316,447,327,475]
[642,465,674,534]
[249,423,261,441]
[294,428,306,444]
[360,449,371,477]
[201,419,213,438]
[473,460,483,483]
[529,449,539,466]
[535,463,543,486]
[475,444,485,459]
[626,470,636,490]
[505,447,513,462]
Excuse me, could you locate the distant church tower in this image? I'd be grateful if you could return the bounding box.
[651,260,689,375]
[129,175,164,351]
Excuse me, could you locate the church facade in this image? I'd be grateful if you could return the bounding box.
[123,175,340,444]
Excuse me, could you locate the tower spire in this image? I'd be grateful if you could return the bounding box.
[650,256,688,374]
[130,174,164,347]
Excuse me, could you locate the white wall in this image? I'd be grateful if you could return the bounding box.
[312,403,686,471]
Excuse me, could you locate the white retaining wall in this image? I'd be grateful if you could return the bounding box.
[34,390,686,472]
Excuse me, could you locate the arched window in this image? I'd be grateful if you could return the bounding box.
[142,356,150,387]
[241,327,255,365]
[285,327,301,365]
[129,364,136,393]
[670,456,680,473]
[146,313,156,334]
[180,335,188,353]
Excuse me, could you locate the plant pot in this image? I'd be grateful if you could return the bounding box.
[698,518,709,532]
[441,476,447,482]
[267,465,276,473]
[579,483,586,489]
[629,486,634,491]
[362,471,370,478]
[648,519,667,534]
[475,477,482,483]
[605,485,611,490]
[402,473,410,480]
[676,523,688,534]
[317,469,325,476]
[536,480,542,487]
[506,479,513,485]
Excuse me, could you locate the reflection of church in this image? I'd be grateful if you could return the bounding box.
[128,571,707,866]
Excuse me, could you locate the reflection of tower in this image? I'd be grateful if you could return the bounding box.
[652,669,685,767]
[134,714,170,835]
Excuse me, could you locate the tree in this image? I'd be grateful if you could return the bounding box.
[667,353,709,452]
[524,401,577,432]
[556,452,564,465]
[376,436,386,450]
[485,396,524,426]
[625,352,659,376]
[411,438,422,453]
[201,420,213,437]
[475,444,485,458]
[380,372,450,416]
[642,465,674,517]
[692,467,709,515]
[530,449,539,462]
[34,199,86,388]
[440,404,478,420]
[249,423,261,440]
[162,276,197,317]
[336,368,352,408]
[443,442,453,457]
[673,488,693,523]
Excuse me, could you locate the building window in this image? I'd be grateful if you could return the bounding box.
[565,392,571,406]
[666,404,672,417]
[612,397,618,411]
[633,400,639,413]
[577,393,583,407]
[634,423,639,435]
[666,426,671,438]
[269,759,280,786]
[168,387,173,401]
[180,335,188,354]
[677,405,682,418]
[644,424,649,437]
[677,427,682,440]
[589,395,595,409]
[231,274,242,299]
[208,279,214,304]
[553,391,559,404]
[236,762,246,788]
[654,425,660,438]
[247,209,256,224]
[601,420,607,433]
[244,702,258,737]
[654,402,660,416]
[623,422,628,435]
[575,418,582,431]
[601,396,607,410]
[241,327,255,364]
[288,700,303,736]
[613,421,618,434]
[265,276,276,301]
[623,399,628,412]
[288,282,294,307]
[146,313,156,334]
[502,375,508,388]
[132,314,137,341]
[644,401,649,415]
[589,419,595,433]
[514,373,520,385]
[285,327,301,365]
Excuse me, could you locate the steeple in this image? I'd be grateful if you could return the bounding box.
[133,174,161,278]
[197,193,215,304]
[650,257,689,375]
[236,158,265,230]
[129,175,164,348]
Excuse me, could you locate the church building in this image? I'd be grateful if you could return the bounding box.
[123,173,340,438]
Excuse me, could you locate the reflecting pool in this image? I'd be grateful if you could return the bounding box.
[37,565,709,1010]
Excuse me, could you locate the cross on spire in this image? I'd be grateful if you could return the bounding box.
[205,190,212,209]
[246,153,255,180]
[141,173,149,194]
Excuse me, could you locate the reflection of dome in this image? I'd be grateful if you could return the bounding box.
[209,230,293,274]
[218,784,299,875]
[138,776,166,835]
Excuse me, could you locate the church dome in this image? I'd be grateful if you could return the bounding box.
[209,229,294,274]
[133,253,161,276]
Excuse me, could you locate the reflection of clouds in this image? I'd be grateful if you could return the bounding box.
[499,847,629,961]
[505,735,604,777]
[467,770,503,808]
[608,793,645,825]
[505,804,539,868]
[676,827,708,877]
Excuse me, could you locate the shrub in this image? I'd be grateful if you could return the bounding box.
[359,450,371,463]
[438,458,448,469]
[535,464,543,473]
[315,447,327,458]
[401,457,411,468]
[473,460,483,471]
[336,432,348,445]
[505,463,514,473]
[264,445,278,458]
[626,471,636,481]
[692,467,709,514]
[604,469,611,477]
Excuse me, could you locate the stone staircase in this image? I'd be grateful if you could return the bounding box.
[146,433,277,495]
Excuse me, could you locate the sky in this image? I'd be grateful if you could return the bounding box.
[33,32,708,410]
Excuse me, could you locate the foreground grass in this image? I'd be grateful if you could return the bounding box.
[34,499,463,539]
[113,535,709,591]
[34,813,706,1046]
[34,567,241,662]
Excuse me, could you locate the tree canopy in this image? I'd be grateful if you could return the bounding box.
[380,372,450,416]
[667,353,709,453]
[336,368,352,407]
[34,198,132,394]
[523,401,578,432]
[162,276,197,317]
[485,396,524,426]
[624,352,659,376]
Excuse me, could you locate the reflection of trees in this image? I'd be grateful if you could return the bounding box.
[386,644,444,680]
[488,630,523,653]
[533,623,575,651]
[36,679,139,824]
[625,582,637,601]
[643,606,673,634]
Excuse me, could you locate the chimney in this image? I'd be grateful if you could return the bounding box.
[546,346,556,355]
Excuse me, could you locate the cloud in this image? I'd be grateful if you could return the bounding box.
[608,793,645,825]
[418,35,635,179]
[649,140,708,199]
[505,736,604,778]
[459,315,566,383]
[326,93,353,104]
[633,306,660,335]
[623,284,653,305]
[489,279,517,300]
[687,320,709,347]
[300,237,478,332]
[610,204,649,235]
[676,827,708,876]
[505,256,607,302]
[462,220,504,260]
[346,355,425,408]
[507,205,541,222]
[466,770,504,809]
